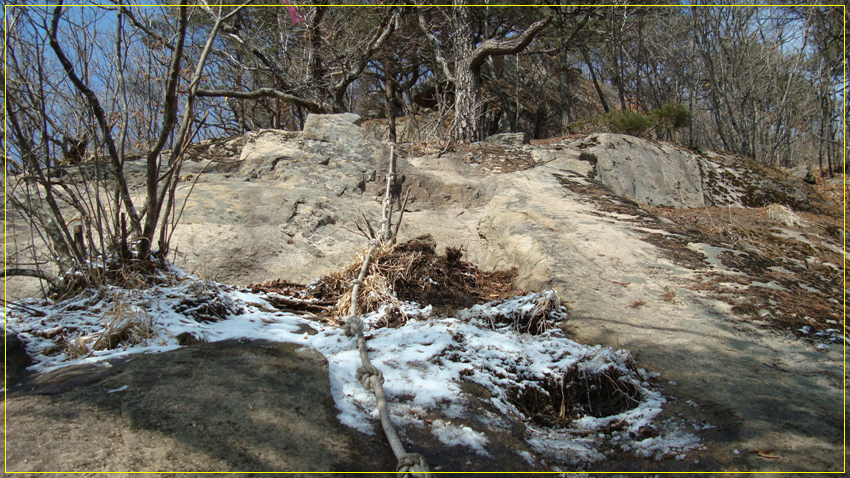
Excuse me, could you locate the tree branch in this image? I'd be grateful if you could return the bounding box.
[109,3,175,51]
[416,7,455,82]
[196,88,324,113]
[48,3,142,237]
[335,7,400,99]
[469,16,552,68]
[3,268,60,287]
[145,6,188,173]
[223,29,296,90]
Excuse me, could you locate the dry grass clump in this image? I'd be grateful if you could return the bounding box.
[457,290,566,336]
[50,258,184,302]
[334,272,401,321]
[174,281,242,322]
[309,234,516,323]
[308,239,399,313]
[766,203,806,227]
[509,363,642,426]
[67,295,160,358]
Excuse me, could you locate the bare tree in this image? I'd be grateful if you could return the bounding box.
[195,5,401,121]
[688,6,818,164]
[5,2,252,294]
[417,4,560,141]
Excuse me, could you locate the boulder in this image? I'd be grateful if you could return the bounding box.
[302,113,390,166]
[238,129,305,177]
[3,333,33,383]
[575,134,826,211]
[790,164,818,185]
[484,132,530,145]
[577,133,705,208]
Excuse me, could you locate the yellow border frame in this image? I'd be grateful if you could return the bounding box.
[2,2,847,475]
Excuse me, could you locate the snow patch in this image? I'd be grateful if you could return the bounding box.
[5,277,699,467]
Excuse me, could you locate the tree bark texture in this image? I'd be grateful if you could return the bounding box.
[451,6,551,142]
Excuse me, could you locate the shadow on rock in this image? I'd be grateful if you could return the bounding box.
[6,340,396,474]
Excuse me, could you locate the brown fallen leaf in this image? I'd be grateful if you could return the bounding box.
[752,448,780,459]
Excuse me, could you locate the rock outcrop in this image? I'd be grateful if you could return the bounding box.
[167,113,489,285]
[484,132,530,145]
[574,133,825,211]
[575,133,705,208]
[238,129,306,175]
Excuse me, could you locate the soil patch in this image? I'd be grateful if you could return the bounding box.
[647,204,845,337]
[552,167,844,340]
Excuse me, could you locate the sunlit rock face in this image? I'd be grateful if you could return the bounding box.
[574,133,825,211]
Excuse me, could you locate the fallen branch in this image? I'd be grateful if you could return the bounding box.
[1,298,47,317]
[263,295,334,313]
[3,268,60,287]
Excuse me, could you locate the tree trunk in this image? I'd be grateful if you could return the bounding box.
[454,64,484,142]
[451,6,550,142]
[453,6,483,142]
[385,70,397,143]
[559,45,572,130]
[579,38,609,114]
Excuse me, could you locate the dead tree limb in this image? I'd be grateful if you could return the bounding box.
[196,88,323,113]
[3,268,60,287]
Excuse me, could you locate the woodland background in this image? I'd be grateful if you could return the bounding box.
[3,1,847,290]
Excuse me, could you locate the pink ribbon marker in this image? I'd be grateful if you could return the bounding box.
[281,0,304,25]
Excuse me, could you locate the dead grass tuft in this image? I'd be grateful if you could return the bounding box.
[509,364,642,426]
[67,294,161,358]
[308,234,517,323]
[53,259,180,302]
[766,204,805,227]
